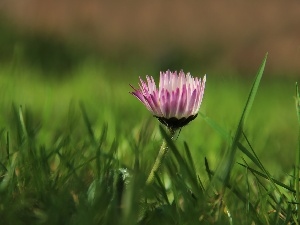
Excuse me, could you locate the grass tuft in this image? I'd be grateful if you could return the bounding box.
[0,54,299,224]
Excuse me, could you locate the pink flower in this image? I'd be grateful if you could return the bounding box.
[130,70,206,130]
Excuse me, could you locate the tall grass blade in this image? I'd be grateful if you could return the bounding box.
[242,158,250,222]
[283,205,293,225]
[80,102,96,145]
[18,105,28,139]
[200,113,267,174]
[237,163,295,193]
[159,126,201,195]
[96,123,108,179]
[214,53,268,185]
[199,112,231,141]
[183,141,205,195]
[6,131,9,161]
[237,142,262,170]
[183,141,197,180]
[204,157,212,181]
[154,173,171,205]
[207,169,264,225]
[295,82,300,221]
[242,131,283,196]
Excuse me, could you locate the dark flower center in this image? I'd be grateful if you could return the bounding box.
[154,114,198,130]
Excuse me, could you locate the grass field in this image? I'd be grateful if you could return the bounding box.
[0,56,299,224]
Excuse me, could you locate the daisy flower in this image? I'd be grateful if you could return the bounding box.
[130,70,206,130]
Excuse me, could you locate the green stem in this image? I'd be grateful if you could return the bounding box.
[146,128,175,185]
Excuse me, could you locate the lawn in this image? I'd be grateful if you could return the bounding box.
[0,56,299,224]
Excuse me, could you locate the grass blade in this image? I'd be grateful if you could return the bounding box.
[283,204,293,225]
[6,131,10,161]
[204,157,212,181]
[154,173,171,205]
[237,163,295,193]
[199,114,267,174]
[199,112,231,141]
[159,126,202,196]
[96,123,108,179]
[242,131,283,196]
[80,102,96,145]
[295,82,300,221]
[237,142,262,170]
[183,141,197,180]
[18,105,28,139]
[214,53,268,184]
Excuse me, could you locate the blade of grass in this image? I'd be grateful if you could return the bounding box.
[283,204,293,225]
[154,173,171,205]
[240,159,287,218]
[96,123,108,179]
[242,132,283,196]
[80,102,96,145]
[159,126,202,196]
[200,113,272,177]
[183,142,194,171]
[18,105,28,139]
[237,141,263,170]
[183,142,198,182]
[6,131,9,161]
[199,112,231,141]
[207,169,264,225]
[205,157,212,181]
[199,112,268,181]
[242,157,250,223]
[215,53,268,184]
[183,141,205,195]
[295,82,300,222]
[237,163,295,193]
[57,151,82,183]
[271,197,284,225]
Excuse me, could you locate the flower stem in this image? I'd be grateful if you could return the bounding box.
[146,128,175,185]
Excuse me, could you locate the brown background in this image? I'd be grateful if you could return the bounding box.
[1,0,300,76]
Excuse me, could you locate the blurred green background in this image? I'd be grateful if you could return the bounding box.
[0,1,299,173]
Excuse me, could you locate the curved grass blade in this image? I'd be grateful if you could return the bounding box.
[242,131,283,197]
[154,173,171,205]
[18,105,28,139]
[214,53,268,185]
[237,163,295,193]
[199,112,231,141]
[159,125,202,196]
[80,102,96,145]
[207,169,264,225]
[295,82,300,221]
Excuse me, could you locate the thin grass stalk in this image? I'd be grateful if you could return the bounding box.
[222,53,267,183]
[243,157,250,224]
[295,82,300,222]
[242,132,283,196]
[6,131,10,161]
[238,163,295,193]
[283,205,293,225]
[201,54,267,189]
[79,102,96,145]
[208,170,264,225]
[18,106,28,139]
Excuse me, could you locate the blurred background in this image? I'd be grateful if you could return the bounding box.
[0,1,299,172]
[1,0,300,76]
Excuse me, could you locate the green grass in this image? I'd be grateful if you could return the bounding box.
[0,56,299,224]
